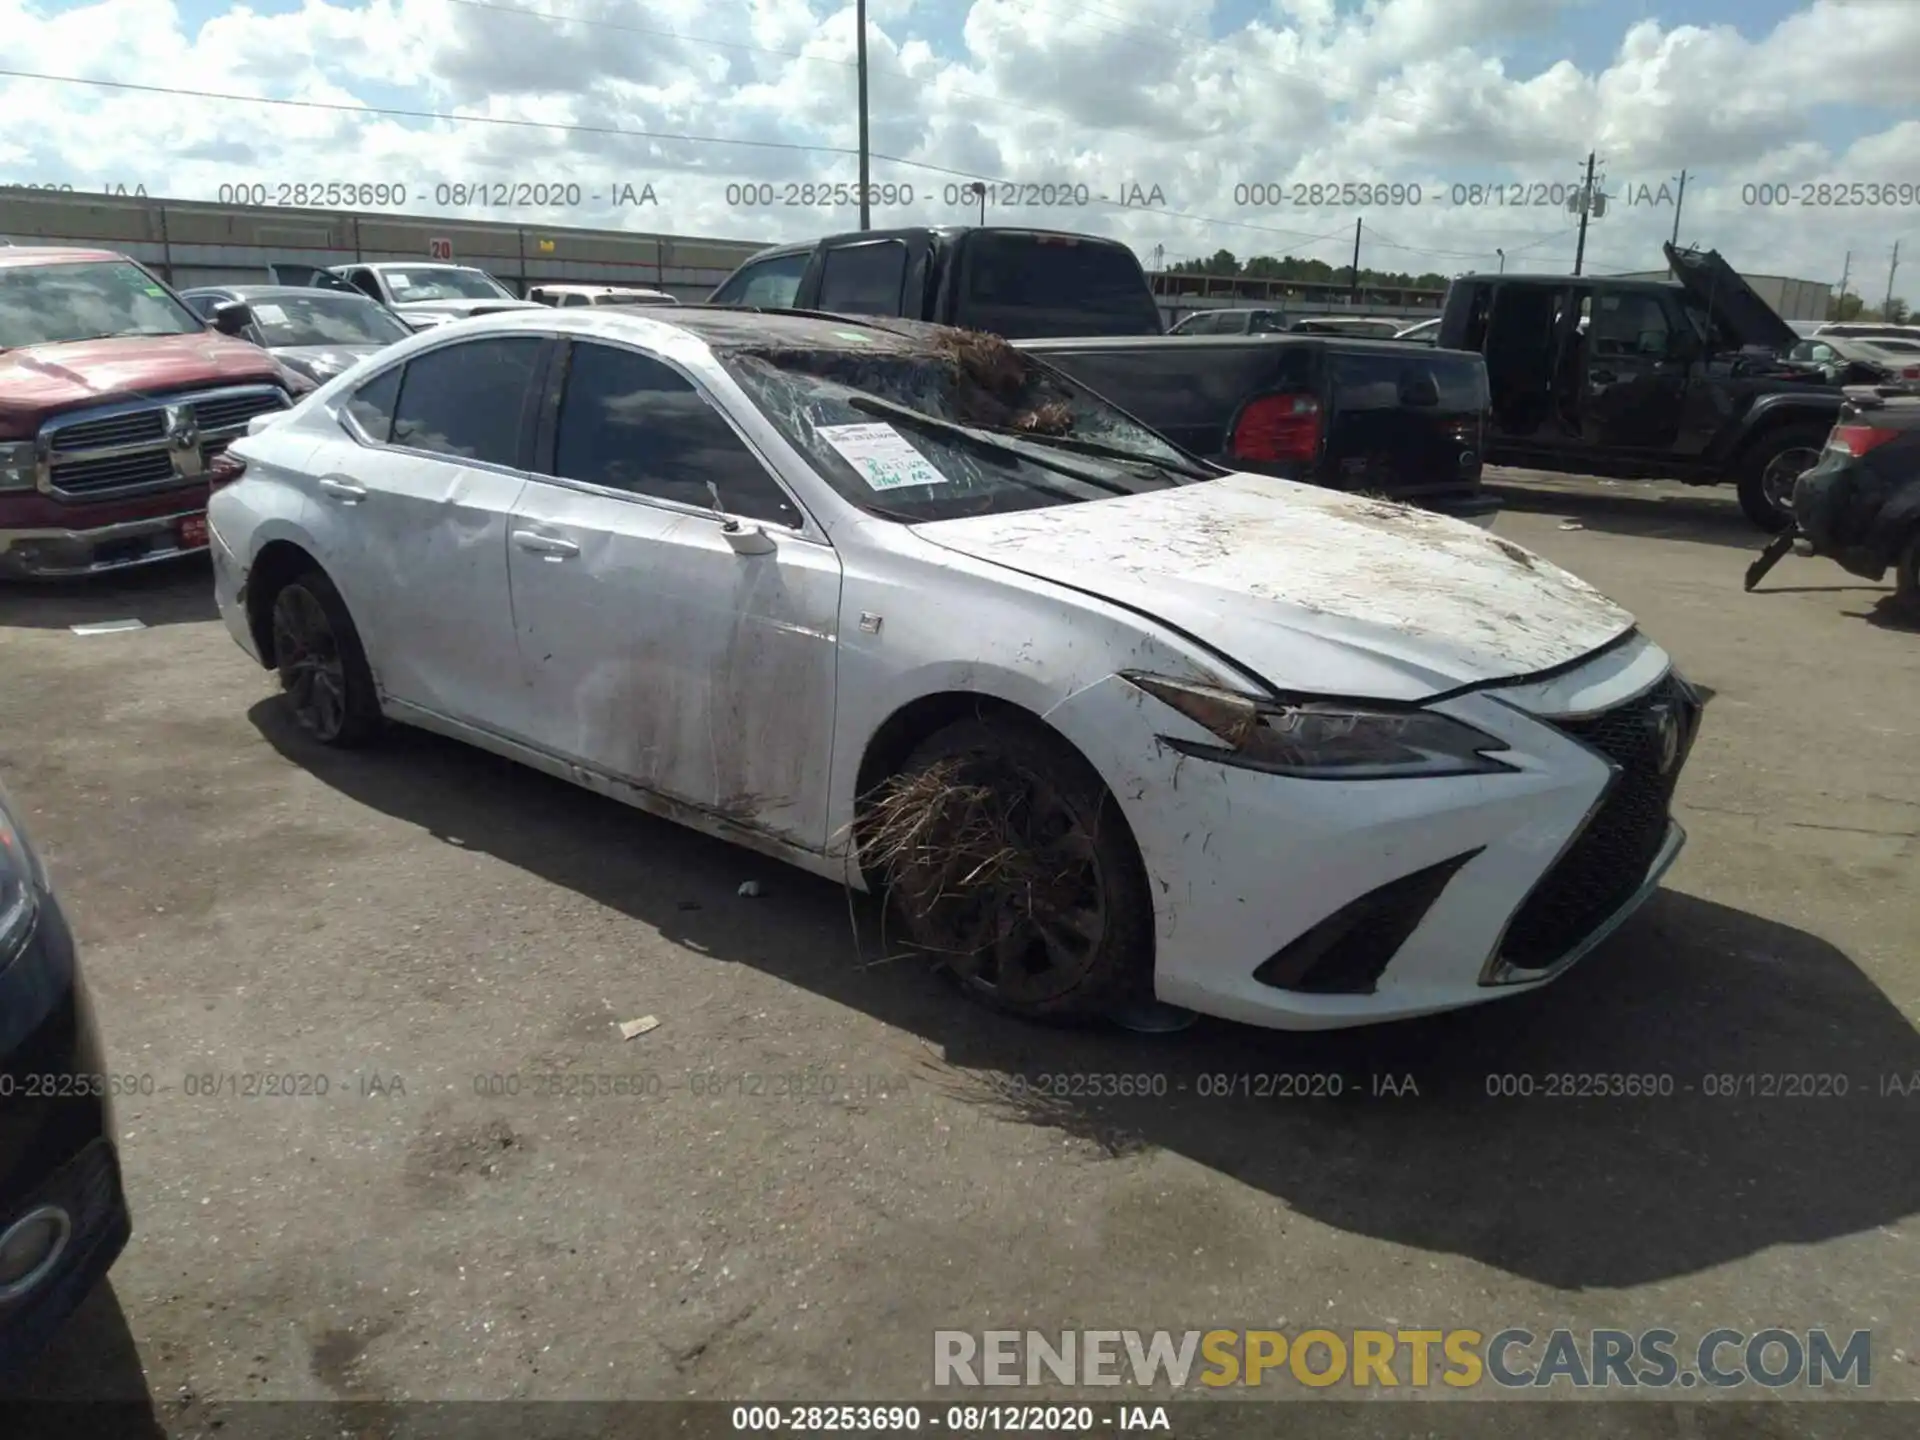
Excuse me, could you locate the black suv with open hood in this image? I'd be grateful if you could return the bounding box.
[1437,243,1869,530]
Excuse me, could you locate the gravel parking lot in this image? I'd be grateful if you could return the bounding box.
[2,472,1916,1427]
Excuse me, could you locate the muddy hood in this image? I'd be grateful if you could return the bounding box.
[0,334,283,435]
[912,473,1636,701]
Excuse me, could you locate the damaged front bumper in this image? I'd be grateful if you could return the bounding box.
[0,510,209,580]
[1046,640,1693,1030]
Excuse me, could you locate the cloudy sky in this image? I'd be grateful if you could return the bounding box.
[0,0,1914,296]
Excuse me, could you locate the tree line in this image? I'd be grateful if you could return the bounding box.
[1166,249,1451,291]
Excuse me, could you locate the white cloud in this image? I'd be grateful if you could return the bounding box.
[1,0,1915,295]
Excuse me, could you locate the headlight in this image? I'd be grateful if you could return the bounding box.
[1125,673,1515,780]
[0,440,36,492]
[0,790,42,959]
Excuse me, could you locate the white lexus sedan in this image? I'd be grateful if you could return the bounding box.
[208,306,1702,1031]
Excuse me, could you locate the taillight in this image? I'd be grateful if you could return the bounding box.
[1828,424,1901,457]
[208,451,248,490]
[1901,365,1920,380]
[1230,393,1322,463]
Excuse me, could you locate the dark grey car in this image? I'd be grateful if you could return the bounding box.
[179,285,413,386]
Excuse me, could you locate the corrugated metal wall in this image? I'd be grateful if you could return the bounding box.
[0,191,771,300]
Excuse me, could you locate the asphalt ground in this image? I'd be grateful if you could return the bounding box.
[0,469,1914,1435]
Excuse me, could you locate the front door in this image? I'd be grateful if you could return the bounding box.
[1581,289,1688,452]
[305,335,547,727]
[504,338,843,851]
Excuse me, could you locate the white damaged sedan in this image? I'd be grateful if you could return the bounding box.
[209,307,1701,1030]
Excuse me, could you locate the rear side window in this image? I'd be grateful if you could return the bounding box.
[959,235,1162,338]
[550,341,802,528]
[817,241,909,315]
[711,253,807,309]
[344,366,402,443]
[389,337,543,466]
[1330,351,1488,413]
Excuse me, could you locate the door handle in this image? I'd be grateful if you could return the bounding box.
[318,476,368,502]
[512,529,580,560]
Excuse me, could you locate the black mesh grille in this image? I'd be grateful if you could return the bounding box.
[46,409,166,452]
[192,389,289,433]
[1256,850,1479,994]
[48,449,177,494]
[1501,676,1697,971]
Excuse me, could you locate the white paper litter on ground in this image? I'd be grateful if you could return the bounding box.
[71,619,147,635]
[617,1016,660,1040]
[816,422,948,491]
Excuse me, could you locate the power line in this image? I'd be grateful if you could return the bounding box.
[0,66,1385,248]
[0,68,1626,264]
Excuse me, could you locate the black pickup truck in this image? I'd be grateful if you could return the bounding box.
[710,226,1498,523]
[1437,244,1852,530]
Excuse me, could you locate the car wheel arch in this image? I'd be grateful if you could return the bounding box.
[849,691,1142,885]
[245,539,327,668]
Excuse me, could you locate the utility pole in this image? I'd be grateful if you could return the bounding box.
[1348,217,1362,304]
[1670,169,1687,247]
[1886,241,1901,316]
[1496,247,1505,274]
[1836,250,1851,318]
[1572,151,1597,276]
[856,0,871,231]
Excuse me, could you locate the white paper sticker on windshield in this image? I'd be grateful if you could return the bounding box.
[386,273,411,288]
[816,422,947,491]
[251,303,288,324]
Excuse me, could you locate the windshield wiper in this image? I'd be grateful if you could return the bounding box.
[973,425,1216,480]
[845,394,1137,495]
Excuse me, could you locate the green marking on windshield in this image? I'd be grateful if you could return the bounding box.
[145,286,166,296]
[832,330,873,343]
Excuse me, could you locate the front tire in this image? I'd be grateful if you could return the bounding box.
[1736,424,1828,532]
[860,716,1153,1022]
[270,569,382,747]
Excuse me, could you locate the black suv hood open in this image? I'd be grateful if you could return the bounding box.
[1664,243,1800,353]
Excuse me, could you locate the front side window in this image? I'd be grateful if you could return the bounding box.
[389,337,543,465]
[549,341,802,528]
[711,253,807,309]
[817,241,908,315]
[0,259,205,348]
[1592,293,1669,357]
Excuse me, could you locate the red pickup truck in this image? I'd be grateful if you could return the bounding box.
[0,247,298,579]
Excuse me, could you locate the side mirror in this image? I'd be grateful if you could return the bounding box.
[210,300,255,337]
[721,521,776,556]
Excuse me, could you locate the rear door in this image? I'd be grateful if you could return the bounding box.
[1321,346,1488,502]
[306,335,549,728]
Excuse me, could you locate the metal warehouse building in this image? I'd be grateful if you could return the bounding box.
[1614,268,1834,321]
[0,189,769,300]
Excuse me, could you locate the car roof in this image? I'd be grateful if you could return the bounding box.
[0,245,129,270]
[353,262,486,273]
[184,284,374,301]
[450,303,979,355]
